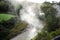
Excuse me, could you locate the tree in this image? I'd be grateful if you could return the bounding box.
[0,0,10,13]
[41,2,58,32]
[32,2,60,40]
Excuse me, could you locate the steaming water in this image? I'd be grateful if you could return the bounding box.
[10,1,44,40]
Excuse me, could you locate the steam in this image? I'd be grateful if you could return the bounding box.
[9,0,44,40]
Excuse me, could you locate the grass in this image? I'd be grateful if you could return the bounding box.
[0,13,27,40]
[0,14,15,22]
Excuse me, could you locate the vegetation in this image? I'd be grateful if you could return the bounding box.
[0,14,15,22]
[3,21,28,40]
[32,28,60,40]
[0,20,28,40]
[32,2,60,40]
[1,0,60,40]
[41,2,59,32]
[0,0,10,13]
[0,17,15,40]
[0,0,27,40]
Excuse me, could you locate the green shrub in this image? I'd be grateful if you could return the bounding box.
[4,21,28,40]
[0,14,16,40]
[32,28,60,40]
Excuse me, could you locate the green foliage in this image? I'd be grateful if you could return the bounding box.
[4,21,28,40]
[0,0,24,40]
[0,14,16,40]
[32,2,60,40]
[0,11,27,40]
[0,19,27,40]
[32,30,49,40]
[41,2,57,15]
[32,28,60,40]
[0,14,15,22]
[49,28,60,39]
[40,2,58,32]
[0,0,10,13]
[39,15,45,21]
[0,19,15,40]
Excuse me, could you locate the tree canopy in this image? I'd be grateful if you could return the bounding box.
[0,0,10,13]
[32,2,60,40]
[41,2,58,32]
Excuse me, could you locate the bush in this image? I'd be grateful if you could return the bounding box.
[0,14,16,40]
[3,21,28,40]
[32,28,60,40]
